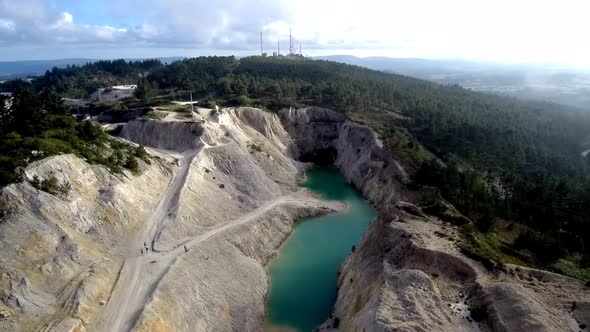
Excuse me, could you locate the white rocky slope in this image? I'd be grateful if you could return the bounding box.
[0,152,175,332]
[0,106,589,332]
[0,107,342,332]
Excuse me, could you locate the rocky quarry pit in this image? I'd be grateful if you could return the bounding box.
[0,106,588,332]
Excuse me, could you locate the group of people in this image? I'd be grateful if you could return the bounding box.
[140,242,189,255]
[140,242,149,255]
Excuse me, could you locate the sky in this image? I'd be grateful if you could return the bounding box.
[0,0,589,68]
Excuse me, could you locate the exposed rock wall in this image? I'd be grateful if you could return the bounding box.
[340,149,587,331]
[278,107,412,216]
[279,106,346,163]
[120,118,204,152]
[279,107,590,332]
[334,121,412,219]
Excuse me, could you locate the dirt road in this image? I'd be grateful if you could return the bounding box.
[98,150,197,332]
[98,149,338,332]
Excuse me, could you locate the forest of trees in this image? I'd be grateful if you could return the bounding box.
[0,59,163,98]
[0,88,147,185]
[2,56,590,279]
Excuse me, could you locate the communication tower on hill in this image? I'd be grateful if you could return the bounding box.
[289,27,293,55]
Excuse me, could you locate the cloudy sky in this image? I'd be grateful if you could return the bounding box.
[0,0,589,67]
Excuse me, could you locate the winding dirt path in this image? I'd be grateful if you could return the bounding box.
[98,150,198,332]
[98,149,335,332]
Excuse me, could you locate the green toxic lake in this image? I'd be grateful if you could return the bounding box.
[265,167,377,331]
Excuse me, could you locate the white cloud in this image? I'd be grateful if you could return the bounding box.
[0,0,589,67]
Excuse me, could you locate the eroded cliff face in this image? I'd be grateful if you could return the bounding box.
[120,119,204,152]
[279,107,590,332]
[326,214,590,332]
[279,107,411,217]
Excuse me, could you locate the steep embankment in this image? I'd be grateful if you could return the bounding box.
[279,107,590,332]
[0,152,175,332]
[0,108,344,332]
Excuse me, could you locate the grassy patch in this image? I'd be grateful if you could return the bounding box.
[460,225,529,269]
[156,103,192,113]
[174,112,193,120]
[0,118,148,185]
[421,198,472,226]
[144,110,167,120]
[551,256,590,283]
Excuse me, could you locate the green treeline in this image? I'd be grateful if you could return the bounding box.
[0,59,163,98]
[0,88,147,185]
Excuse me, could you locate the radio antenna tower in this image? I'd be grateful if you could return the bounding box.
[289,27,293,55]
[277,36,280,55]
[299,42,302,56]
[260,32,263,55]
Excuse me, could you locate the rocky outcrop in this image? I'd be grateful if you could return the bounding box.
[334,155,586,330]
[325,217,484,331]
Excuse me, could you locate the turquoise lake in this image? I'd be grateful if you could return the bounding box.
[265,167,377,331]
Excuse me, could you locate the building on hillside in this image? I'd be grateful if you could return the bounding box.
[111,85,137,90]
[1,92,13,109]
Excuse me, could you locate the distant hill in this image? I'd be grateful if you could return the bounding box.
[315,55,590,110]
[0,57,185,79]
[314,55,502,75]
[0,59,93,79]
